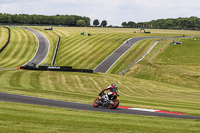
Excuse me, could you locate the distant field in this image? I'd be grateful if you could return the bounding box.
[0,101,199,133]
[0,69,200,116]
[0,27,8,49]
[125,38,200,88]
[0,27,38,68]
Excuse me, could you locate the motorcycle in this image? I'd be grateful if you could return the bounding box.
[93,92,119,109]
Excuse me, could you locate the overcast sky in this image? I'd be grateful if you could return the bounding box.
[0,0,200,26]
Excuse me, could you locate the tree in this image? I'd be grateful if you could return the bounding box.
[128,21,136,28]
[93,19,99,26]
[76,20,87,27]
[101,20,107,27]
[121,22,128,27]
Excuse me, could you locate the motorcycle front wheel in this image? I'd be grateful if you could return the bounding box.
[109,99,119,109]
[93,98,100,107]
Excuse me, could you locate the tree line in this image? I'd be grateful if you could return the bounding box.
[0,13,90,26]
[122,16,200,30]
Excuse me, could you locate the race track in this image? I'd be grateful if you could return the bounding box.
[24,28,49,66]
[0,92,200,120]
[94,37,157,73]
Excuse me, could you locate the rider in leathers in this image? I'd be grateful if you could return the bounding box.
[99,83,118,103]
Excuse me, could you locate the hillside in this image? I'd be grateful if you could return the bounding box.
[0,69,200,116]
[0,26,8,49]
[0,27,37,68]
[30,27,200,69]
[125,38,200,89]
[0,26,200,132]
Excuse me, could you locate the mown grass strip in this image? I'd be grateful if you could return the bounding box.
[0,27,9,50]
[0,28,37,68]
[125,38,200,88]
[107,39,156,74]
[0,101,200,133]
[0,69,200,116]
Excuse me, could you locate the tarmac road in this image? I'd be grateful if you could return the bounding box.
[24,28,49,66]
[94,37,157,73]
[0,92,200,120]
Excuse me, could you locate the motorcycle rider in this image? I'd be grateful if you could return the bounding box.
[99,83,118,104]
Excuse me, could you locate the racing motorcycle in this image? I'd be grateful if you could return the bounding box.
[93,91,119,109]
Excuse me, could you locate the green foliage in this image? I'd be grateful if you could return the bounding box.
[143,16,200,30]
[0,13,90,26]
[76,20,87,27]
[121,22,128,27]
[101,20,107,27]
[93,19,100,26]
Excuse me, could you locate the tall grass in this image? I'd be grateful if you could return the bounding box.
[0,27,38,68]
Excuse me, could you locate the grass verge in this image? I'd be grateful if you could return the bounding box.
[0,101,200,133]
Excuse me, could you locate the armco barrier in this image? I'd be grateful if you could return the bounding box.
[0,27,11,53]
[51,35,60,66]
[20,65,93,73]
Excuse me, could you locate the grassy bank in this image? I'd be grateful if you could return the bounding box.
[0,26,8,49]
[0,101,200,133]
[0,27,38,68]
[0,69,200,116]
[107,39,157,74]
[125,38,200,88]
[29,27,200,69]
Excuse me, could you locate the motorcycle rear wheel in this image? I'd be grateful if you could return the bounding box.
[93,98,100,107]
[109,99,119,109]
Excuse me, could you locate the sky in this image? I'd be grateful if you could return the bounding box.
[0,0,200,26]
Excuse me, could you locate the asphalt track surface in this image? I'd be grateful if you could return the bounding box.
[0,92,200,120]
[24,28,49,66]
[94,37,157,73]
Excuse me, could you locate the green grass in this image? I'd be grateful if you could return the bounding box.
[0,26,9,49]
[0,27,38,68]
[107,39,157,74]
[0,69,200,116]
[125,38,200,88]
[0,101,200,133]
[1,27,200,132]
[28,27,200,69]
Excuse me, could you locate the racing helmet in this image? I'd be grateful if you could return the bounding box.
[111,83,118,94]
[111,83,116,87]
